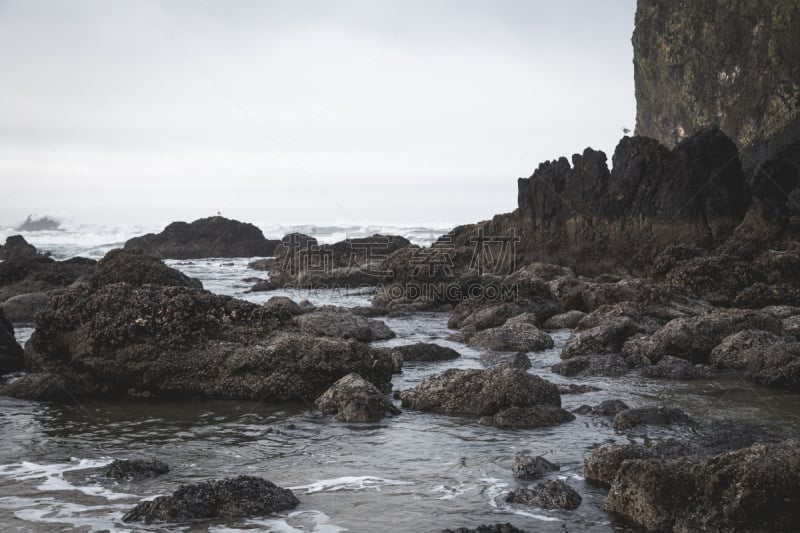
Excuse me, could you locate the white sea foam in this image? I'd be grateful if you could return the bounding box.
[480,477,562,523]
[0,458,134,500]
[290,476,412,494]
[430,482,475,500]
[0,497,131,533]
[209,510,347,533]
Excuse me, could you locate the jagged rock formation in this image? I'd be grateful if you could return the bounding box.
[633,0,800,168]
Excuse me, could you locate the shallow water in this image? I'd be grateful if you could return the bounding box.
[2,255,800,532]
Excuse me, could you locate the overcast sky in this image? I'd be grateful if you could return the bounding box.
[0,0,636,228]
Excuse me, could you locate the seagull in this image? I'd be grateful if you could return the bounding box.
[622,126,631,135]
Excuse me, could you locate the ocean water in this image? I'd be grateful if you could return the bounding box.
[0,222,452,261]
[2,225,800,532]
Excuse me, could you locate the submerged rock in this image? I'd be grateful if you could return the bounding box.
[511,453,560,480]
[315,373,400,423]
[124,216,279,259]
[639,355,715,380]
[103,459,169,480]
[390,343,460,362]
[399,365,561,420]
[573,399,630,417]
[122,475,298,523]
[612,407,692,431]
[505,480,581,510]
[551,354,629,378]
[441,524,526,533]
[480,405,575,428]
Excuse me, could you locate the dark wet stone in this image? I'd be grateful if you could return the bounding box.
[103,459,169,480]
[391,343,460,362]
[315,372,400,423]
[122,475,298,523]
[612,406,692,431]
[480,405,575,428]
[511,453,560,480]
[505,479,582,510]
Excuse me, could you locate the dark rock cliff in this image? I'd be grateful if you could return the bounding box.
[633,0,800,168]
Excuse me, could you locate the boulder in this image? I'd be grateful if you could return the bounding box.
[710,330,800,390]
[665,255,766,306]
[0,256,97,302]
[639,356,715,380]
[560,317,638,359]
[733,282,800,308]
[295,306,395,342]
[632,308,783,364]
[480,352,531,370]
[480,405,575,428]
[266,233,411,288]
[0,235,40,260]
[505,480,581,510]
[124,216,279,259]
[612,407,692,431]
[604,439,800,532]
[0,308,24,373]
[466,322,554,352]
[573,399,630,417]
[315,373,400,423]
[92,249,202,289]
[390,343,460,362]
[246,279,277,292]
[399,365,561,419]
[4,283,394,401]
[122,476,298,523]
[551,354,629,378]
[103,459,169,480]
[542,310,586,329]
[511,454,560,480]
[0,292,49,324]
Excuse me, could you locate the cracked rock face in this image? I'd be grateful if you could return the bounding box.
[633,0,800,167]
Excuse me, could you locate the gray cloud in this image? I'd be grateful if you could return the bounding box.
[0,0,636,226]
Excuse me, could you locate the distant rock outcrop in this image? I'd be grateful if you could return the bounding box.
[16,215,60,232]
[124,216,279,259]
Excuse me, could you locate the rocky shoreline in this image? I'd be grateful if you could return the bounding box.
[2,0,800,529]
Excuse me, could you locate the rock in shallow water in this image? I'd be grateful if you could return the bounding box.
[122,475,298,523]
[295,306,395,342]
[603,439,800,532]
[441,524,526,533]
[315,372,400,423]
[480,405,575,428]
[398,365,561,420]
[390,343,460,362]
[505,479,582,510]
[4,283,394,401]
[612,407,692,431]
[511,453,560,480]
[103,459,169,480]
[466,322,554,352]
